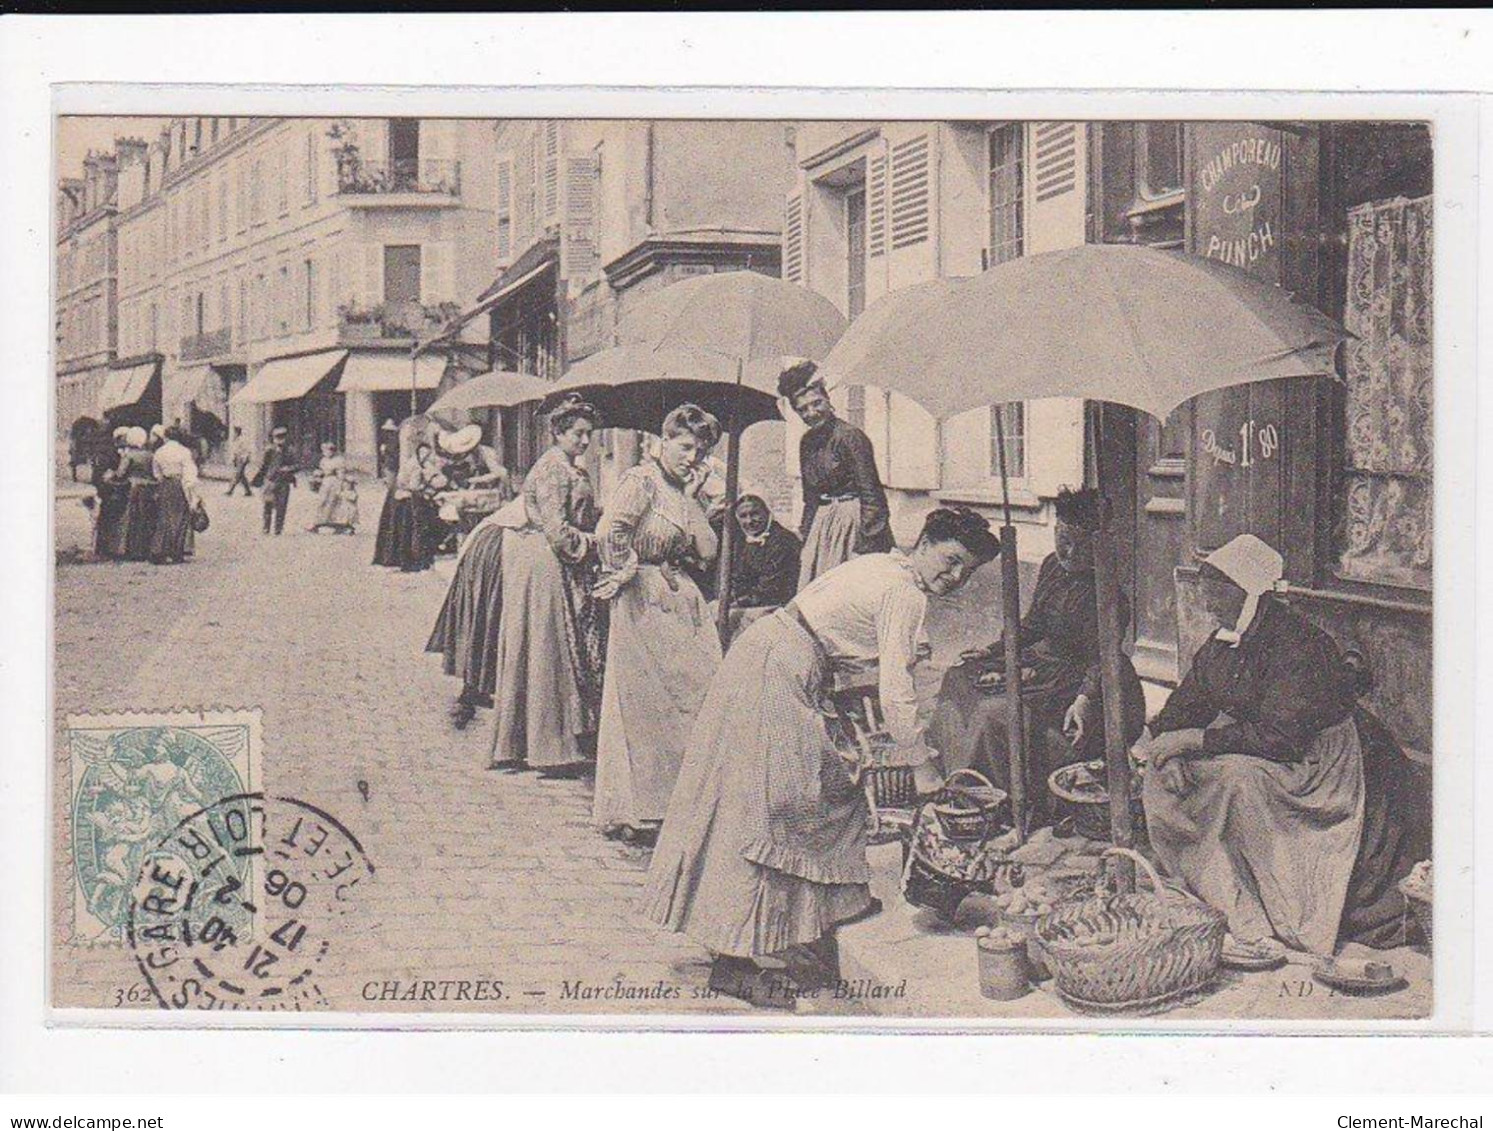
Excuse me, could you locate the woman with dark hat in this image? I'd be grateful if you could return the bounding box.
[480,394,609,762]
[925,486,1148,816]
[780,359,893,590]
[591,403,723,840]
[643,506,1000,1006]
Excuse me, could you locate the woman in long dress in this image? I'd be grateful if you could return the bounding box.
[106,426,158,563]
[148,426,200,564]
[591,404,724,841]
[486,396,608,765]
[1139,534,1429,958]
[378,440,445,572]
[643,507,1001,1006]
[92,428,130,560]
[308,442,359,533]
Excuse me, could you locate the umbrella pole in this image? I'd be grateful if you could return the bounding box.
[713,360,744,649]
[993,406,1028,844]
[1086,402,1136,892]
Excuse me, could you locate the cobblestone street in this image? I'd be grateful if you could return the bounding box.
[52,480,1429,1022]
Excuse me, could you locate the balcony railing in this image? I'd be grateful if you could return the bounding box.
[335,158,462,198]
[179,327,233,362]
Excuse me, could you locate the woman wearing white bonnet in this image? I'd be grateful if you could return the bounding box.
[1138,533,1427,958]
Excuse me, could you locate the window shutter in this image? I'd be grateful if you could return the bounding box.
[1024,122,1087,254]
[1032,122,1079,203]
[889,133,931,250]
[782,192,804,284]
[560,153,600,284]
[537,121,562,228]
[867,149,888,259]
[495,154,514,263]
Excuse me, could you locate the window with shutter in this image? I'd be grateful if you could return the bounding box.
[867,153,888,258]
[783,193,804,284]
[541,121,561,225]
[889,134,931,250]
[1032,122,1078,203]
[495,155,514,263]
[561,154,600,282]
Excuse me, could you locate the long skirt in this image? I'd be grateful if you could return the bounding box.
[490,528,608,769]
[642,609,873,957]
[384,495,435,572]
[113,481,159,562]
[1143,716,1365,956]
[796,498,863,591]
[313,478,358,529]
[426,524,505,700]
[927,658,1148,809]
[371,485,399,565]
[593,564,721,826]
[93,483,128,559]
[149,478,193,563]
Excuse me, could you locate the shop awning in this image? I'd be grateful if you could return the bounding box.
[231,350,348,405]
[97,358,160,416]
[335,352,445,393]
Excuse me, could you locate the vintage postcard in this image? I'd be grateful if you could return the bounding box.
[50,107,1440,1025]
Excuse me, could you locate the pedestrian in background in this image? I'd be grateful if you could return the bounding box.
[226,426,253,497]
[251,425,299,536]
[149,425,201,565]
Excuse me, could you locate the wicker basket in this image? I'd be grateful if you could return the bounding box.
[1034,848,1226,1013]
[1399,884,1432,949]
[1048,760,1146,842]
[931,769,1007,842]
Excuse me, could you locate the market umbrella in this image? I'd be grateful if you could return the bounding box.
[821,243,1349,856]
[543,344,786,433]
[428,369,554,417]
[824,244,1343,422]
[547,272,848,645]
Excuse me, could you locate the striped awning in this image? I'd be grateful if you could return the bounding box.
[97,358,160,416]
[231,350,348,405]
[335,352,446,393]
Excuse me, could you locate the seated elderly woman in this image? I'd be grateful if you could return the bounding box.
[1139,534,1429,958]
[926,487,1147,816]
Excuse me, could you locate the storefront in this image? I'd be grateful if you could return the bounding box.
[1093,120,1433,760]
[95,354,163,431]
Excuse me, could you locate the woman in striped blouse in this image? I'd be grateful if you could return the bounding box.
[591,404,724,843]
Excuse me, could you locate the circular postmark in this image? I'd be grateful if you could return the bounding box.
[127,793,374,1011]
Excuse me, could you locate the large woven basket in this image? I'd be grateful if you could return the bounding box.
[1034,848,1226,1013]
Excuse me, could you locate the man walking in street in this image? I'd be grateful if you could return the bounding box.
[251,426,299,535]
[226,427,254,497]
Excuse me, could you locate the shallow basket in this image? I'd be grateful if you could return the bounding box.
[1034,848,1226,1013]
[1048,761,1146,842]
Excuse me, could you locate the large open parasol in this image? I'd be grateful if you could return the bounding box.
[427,369,555,418]
[544,271,847,645]
[821,242,1348,859]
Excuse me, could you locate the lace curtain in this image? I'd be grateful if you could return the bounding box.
[1337,195,1433,591]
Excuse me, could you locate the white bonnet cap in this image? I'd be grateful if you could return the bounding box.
[1202,534,1284,646]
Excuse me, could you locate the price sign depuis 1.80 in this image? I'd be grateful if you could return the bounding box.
[1200,418,1280,469]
